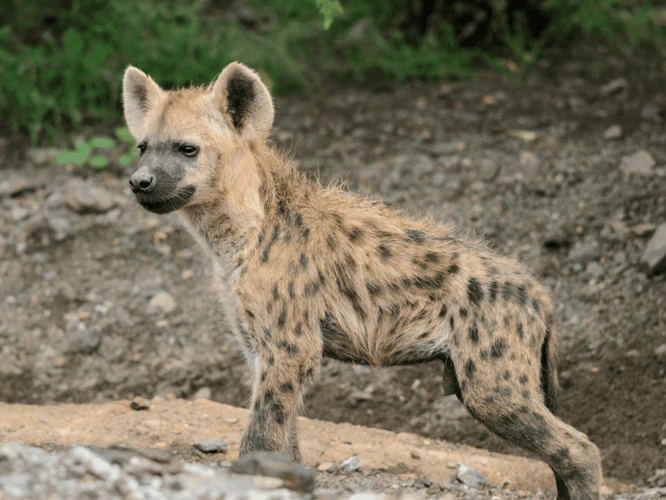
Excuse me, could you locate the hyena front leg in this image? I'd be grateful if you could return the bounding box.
[239,328,319,461]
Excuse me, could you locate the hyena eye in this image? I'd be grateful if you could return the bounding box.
[179,145,199,157]
[137,142,147,155]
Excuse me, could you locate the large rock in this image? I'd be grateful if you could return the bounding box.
[64,180,116,214]
[230,452,315,492]
[641,223,666,274]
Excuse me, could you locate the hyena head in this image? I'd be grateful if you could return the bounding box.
[122,62,274,214]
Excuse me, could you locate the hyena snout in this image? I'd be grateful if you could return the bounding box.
[130,165,196,214]
[129,168,155,193]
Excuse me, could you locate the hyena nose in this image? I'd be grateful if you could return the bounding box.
[129,171,155,193]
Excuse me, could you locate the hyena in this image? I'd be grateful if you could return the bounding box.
[122,62,602,499]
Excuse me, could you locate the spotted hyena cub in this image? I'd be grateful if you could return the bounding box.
[122,62,602,499]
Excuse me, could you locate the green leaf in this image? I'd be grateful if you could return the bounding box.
[84,43,111,67]
[63,28,84,58]
[55,150,79,165]
[89,136,115,149]
[88,155,109,169]
[119,154,132,167]
[114,126,134,143]
[71,140,92,165]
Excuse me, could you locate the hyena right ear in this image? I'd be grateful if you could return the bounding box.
[211,62,274,138]
[122,66,164,139]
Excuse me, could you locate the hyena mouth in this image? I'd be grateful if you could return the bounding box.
[137,186,196,214]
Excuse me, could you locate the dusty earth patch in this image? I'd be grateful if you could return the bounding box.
[1,53,665,491]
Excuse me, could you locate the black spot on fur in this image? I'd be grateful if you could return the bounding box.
[439,304,448,317]
[516,285,528,306]
[287,344,299,356]
[519,374,528,385]
[459,308,468,319]
[280,382,294,393]
[262,327,272,340]
[347,227,364,243]
[450,316,455,329]
[468,323,479,344]
[288,282,295,299]
[366,280,381,295]
[550,447,571,467]
[465,359,476,378]
[489,281,499,303]
[467,278,484,306]
[295,323,302,337]
[263,390,275,403]
[277,307,287,328]
[425,252,439,263]
[268,354,275,365]
[304,280,320,296]
[491,339,507,359]
[413,272,445,289]
[517,322,524,339]
[300,253,308,269]
[257,230,265,245]
[272,402,285,424]
[502,282,515,301]
[503,370,511,381]
[273,285,279,301]
[390,304,400,317]
[406,229,426,243]
[447,263,459,274]
[532,297,541,313]
[261,371,267,382]
[245,309,255,319]
[377,244,392,260]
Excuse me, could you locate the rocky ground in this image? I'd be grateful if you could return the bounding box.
[1,51,666,497]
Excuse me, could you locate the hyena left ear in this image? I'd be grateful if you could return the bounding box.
[212,62,274,138]
[122,66,164,139]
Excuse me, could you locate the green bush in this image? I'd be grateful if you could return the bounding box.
[0,0,664,144]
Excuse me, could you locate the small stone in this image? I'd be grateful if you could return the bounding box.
[410,451,421,459]
[149,291,177,314]
[66,322,102,355]
[230,451,315,492]
[130,396,150,411]
[64,180,116,213]
[633,223,657,237]
[641,224,666,274]
[603,124,622,140]
[446,462,457,469]
[193,439,228,454]
[0,177,41,197]
[600,78,627,96]
[585,262,605,280]
[655,344,666,358]
[456,464,486,489]
[519,151,540,170]
[317,461,337,472]
[621,150,655,176]
[508,130,537,142]
[193,387,212,400]
[181,269,194,280]
[339,456,360,472]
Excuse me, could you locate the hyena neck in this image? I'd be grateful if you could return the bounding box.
[180,142,299,270]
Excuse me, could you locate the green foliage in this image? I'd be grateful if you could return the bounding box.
[55,127,137,170]
[315,0,344,29]
[2,0,666,146]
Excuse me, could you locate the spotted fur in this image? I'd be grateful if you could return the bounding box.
[122,62,603,499]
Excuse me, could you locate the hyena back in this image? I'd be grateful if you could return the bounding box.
[122,62,602,499]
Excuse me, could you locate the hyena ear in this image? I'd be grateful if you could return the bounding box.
[122,66,164,139]
[211,62,274,138]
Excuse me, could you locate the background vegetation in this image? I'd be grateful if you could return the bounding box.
[1,0,665,144]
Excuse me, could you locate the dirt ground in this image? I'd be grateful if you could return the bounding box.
[1,51,665,487]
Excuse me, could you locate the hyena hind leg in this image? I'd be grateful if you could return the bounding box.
[450,349,602,500]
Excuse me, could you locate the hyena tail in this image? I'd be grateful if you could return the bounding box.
[540,319,559,412]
